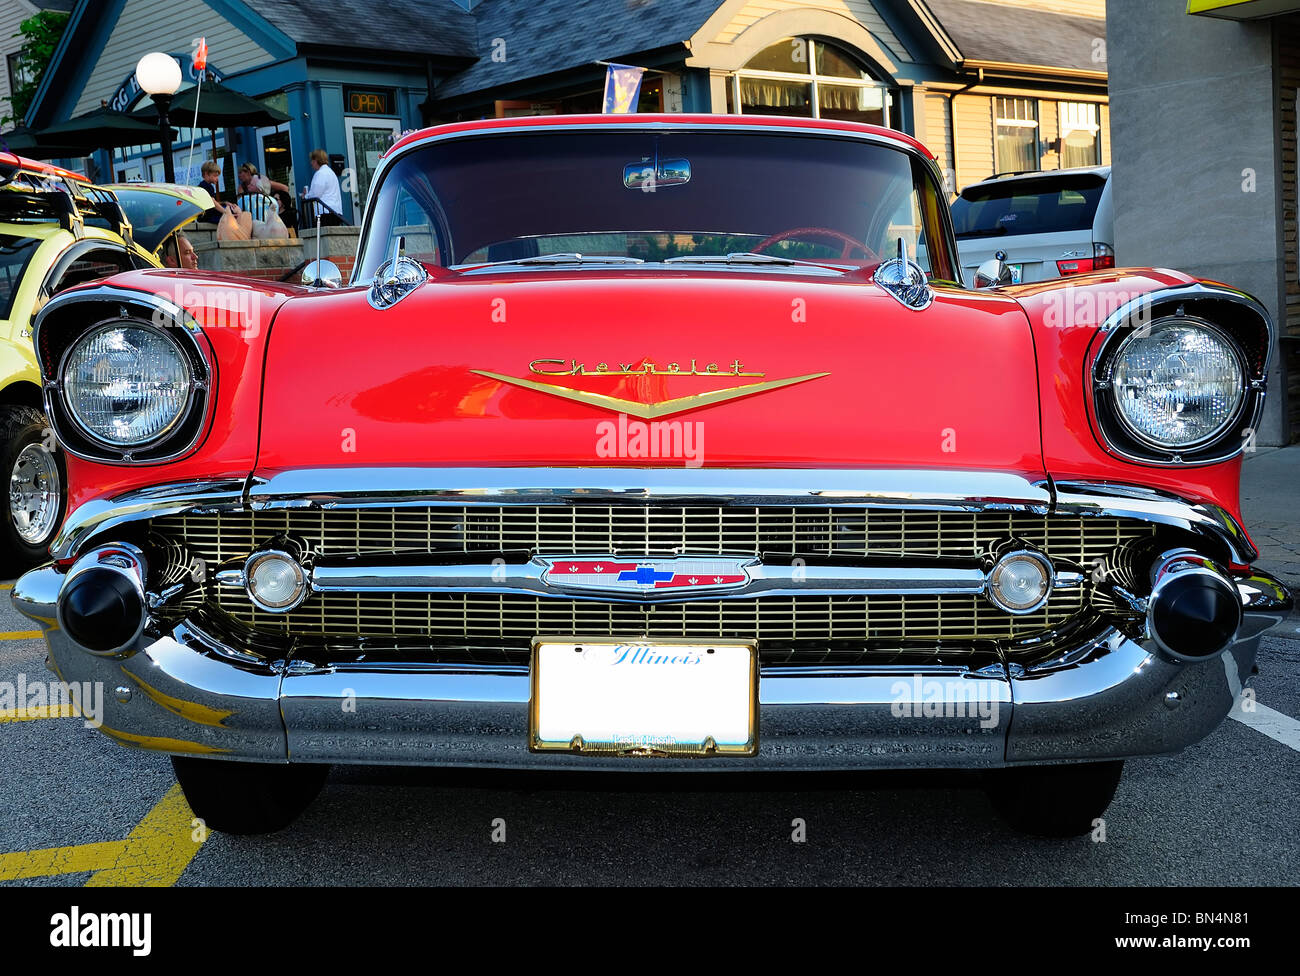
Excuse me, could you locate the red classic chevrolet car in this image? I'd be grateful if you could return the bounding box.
[12,115,1292,836]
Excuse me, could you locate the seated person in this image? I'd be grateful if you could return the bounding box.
[162,231,199,271]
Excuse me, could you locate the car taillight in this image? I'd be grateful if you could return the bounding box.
[1058,243,1115,276]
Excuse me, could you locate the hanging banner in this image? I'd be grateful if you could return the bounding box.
[602,64,646,114]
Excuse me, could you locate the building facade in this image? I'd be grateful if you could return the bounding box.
[0,0,73,125]
[1109,0,1297,445]
[20,0,1107,221]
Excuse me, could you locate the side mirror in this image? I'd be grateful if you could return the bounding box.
[974,250,1012,289]
[302,259,342,288]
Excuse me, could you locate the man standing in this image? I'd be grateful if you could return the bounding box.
[302,149,344,226]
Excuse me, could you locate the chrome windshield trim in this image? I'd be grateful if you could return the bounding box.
[354,119,955,286]
[246,467,1053,511]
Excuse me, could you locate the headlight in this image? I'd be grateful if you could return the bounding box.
[1109,318,1246,449]
[61,324,192,447]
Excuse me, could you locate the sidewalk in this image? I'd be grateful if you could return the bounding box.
[1242,445,1300,586]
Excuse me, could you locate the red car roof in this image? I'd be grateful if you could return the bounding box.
[0,150,89,183]
[386,113,935,161]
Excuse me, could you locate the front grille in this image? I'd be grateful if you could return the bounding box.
[150,504,1156,653]
[154,505,1147,564]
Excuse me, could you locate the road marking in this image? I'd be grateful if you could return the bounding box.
[0,784,205,886]
[0,631,41,641]
[0,841,129,881]
[0,704,79,724]
[86,784,205,887]
[0,583,13,590]
[1231,699,1300,753]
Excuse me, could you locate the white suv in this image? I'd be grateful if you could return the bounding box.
[952,166,1114,284]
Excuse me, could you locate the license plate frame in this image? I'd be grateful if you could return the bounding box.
[529,637,758,757]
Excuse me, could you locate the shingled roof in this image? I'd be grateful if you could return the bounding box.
[435,0,725,100]
[253,0,479,60]
[920,0,1105,73]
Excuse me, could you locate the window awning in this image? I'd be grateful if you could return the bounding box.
[1187,0,1300,18]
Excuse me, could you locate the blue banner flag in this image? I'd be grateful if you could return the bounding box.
[602,64,646,114]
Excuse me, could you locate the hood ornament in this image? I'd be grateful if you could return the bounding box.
[369,235,428,309]
[873,236,933,310]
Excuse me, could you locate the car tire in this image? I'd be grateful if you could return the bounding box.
[0,404,66,572]
[172,757,331,835]
[986,760,1124,837]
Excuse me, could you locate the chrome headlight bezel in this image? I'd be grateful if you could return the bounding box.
[1104,316,1248,452]
[58,321,196,449]
[33,287,214,464]
[1090,289,1272,466]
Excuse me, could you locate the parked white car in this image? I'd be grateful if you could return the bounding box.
[952,166,1113,284]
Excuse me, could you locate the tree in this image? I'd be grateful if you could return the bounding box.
[3,10,70,128]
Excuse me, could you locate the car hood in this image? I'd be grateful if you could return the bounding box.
[253,270,1045,477]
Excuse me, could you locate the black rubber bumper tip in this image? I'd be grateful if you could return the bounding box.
[1150,572,1242,663]
[60,569,144,653]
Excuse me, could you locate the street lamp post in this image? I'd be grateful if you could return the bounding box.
[135,52,181,182]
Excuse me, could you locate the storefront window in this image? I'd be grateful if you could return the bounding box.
[260,128,293,189]
[740,77,812,116]
[1059,101,1101,168]
[732,38,893,126]
[995,96,1040,173]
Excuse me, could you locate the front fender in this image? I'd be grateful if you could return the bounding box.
[1009,268,1250,522]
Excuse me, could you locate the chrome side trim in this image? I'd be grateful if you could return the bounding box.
[50,478,246,562]
[1051,480,1256,563]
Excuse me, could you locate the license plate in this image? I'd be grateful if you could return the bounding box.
[530,639,758,756]
[1008,263,1024,284]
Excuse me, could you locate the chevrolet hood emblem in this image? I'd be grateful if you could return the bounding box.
[470,370,831,419]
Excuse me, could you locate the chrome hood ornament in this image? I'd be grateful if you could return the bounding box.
[369,235,428,309]
[874,236,933,310]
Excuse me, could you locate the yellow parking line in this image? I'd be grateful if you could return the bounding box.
[85,784,206,887]
[0,704,80,724]
[0,583,13,590]
[0,631,42,641]
[0,841,129,881]
[0,784,205,886]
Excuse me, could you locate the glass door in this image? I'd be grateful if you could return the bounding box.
[344,116,402,220]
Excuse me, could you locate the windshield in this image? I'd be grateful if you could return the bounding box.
[951,173,1106,239]
[0,234,41,319]
[359,128,956,280]
[110,187,207,253]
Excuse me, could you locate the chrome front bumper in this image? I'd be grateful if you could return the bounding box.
[12,469,1293,770]
[11,561,1290,770]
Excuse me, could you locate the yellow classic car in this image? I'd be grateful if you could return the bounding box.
[0,154,211,568]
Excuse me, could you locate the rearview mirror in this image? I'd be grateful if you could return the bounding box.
[623,157,691,191]
[301,259,342,288]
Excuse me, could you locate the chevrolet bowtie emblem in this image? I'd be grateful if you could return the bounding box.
[470,369,831,419]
